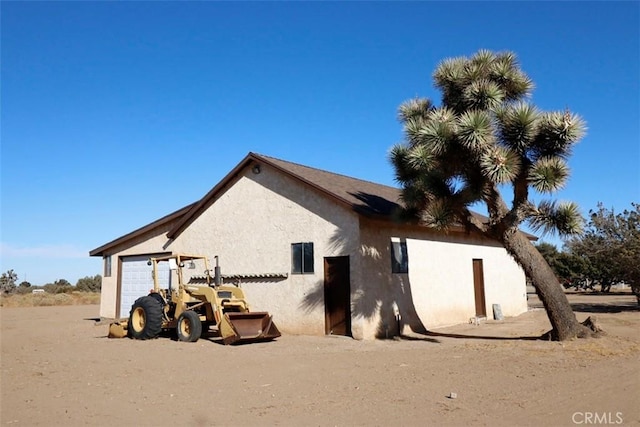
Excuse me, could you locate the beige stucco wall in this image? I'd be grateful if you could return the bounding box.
[358,222,527,338]
[100,264,117,318]
[168,166,362,336]
[100,268,117,318]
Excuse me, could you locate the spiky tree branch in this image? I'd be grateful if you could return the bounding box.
[390,50,586,237]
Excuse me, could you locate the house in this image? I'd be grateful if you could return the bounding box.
[90,152,529,340]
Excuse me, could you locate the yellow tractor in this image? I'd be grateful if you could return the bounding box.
[109,254,280,344]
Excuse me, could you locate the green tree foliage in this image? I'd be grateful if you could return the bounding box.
[390,50,590,340]
[566,203,640,300]
[76,275,102,292]
[535,243,561,270]
[0,270,18,294]
[15,280,33,295]
[44,279,74,294]
[535,243,590,289]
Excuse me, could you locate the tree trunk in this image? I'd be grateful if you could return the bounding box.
[499,228,591,340]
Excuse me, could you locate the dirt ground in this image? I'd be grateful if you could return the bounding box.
[1,291,638,427]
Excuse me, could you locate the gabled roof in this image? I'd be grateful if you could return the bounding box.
[91,152,523,257]
[256,154,404,217]
[166,152,407,239]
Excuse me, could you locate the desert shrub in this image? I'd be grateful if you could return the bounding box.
[43,280,74,294]
[76,275,102,292]
[15,286,34,295]
[0,292,100,307]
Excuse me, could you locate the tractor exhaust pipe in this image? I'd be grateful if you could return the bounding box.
[214,255,222,286]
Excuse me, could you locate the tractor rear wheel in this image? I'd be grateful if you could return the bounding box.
[177,310,202,342]
[128,296,163,340]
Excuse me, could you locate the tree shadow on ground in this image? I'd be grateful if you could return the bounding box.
[570,303,640,314]
[415,331,543,341]
[563,291,634,296]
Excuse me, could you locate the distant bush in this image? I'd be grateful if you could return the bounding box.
[0,291,100,307]
[76,275,102,292]
[43,279,74,294]
[15,285,34,295]
[0,271,102,295]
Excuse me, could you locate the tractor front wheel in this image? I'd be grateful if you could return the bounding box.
[177,310,202,342]
[128,296,163,340]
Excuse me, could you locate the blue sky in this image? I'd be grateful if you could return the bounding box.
[1,1,638,286]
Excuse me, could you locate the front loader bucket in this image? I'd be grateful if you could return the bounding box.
[219,312,281,345]
[108,321,128,338]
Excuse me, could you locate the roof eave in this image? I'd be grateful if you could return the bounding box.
[89,202,195,257]
[257,154,366,213]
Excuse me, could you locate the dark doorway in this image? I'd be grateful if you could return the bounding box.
[472,259,487,317]
[324,256,351,336]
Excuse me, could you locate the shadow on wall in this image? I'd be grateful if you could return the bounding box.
[299,227,432,341]
[349,191,402,217]
[299,279,324,315]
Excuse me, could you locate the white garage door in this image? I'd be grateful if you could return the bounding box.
[119,255,171,318]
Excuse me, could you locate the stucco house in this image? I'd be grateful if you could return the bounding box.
[90,152,529,340]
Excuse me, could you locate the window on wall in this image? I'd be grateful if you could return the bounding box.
[391,239,408,274]
[291,242,314,274]
[104,255,112,277]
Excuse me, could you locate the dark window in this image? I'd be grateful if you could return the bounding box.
[292,242,314,274]
[104,255,112,277]
[391,240,408,274]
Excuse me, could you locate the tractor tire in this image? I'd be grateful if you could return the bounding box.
[176,310,202,342]
[128,296,163,340]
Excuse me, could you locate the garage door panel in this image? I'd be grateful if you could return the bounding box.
[119,255,171,318]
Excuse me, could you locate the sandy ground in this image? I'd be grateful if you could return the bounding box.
[1,292,638,427]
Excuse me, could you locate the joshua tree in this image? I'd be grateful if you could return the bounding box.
[390,50,591,340]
